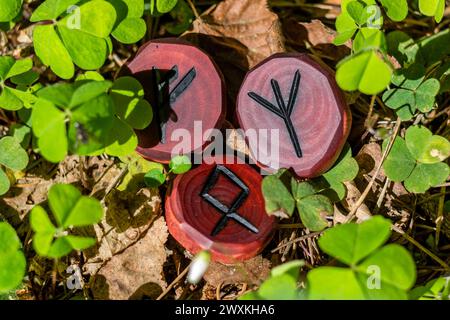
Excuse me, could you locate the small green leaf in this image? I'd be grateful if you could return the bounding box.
[320,144,359,201]
[30,206,56,234]
[419,0,445,23]
[156,0,178,13]
[258,274,298,300]
[270,260,304,279]
[0,222,26,293]
[353,28,387,53]
[104,117,138,157]
[405,126,450,164]
[64,235,96,250]
[0,0,22,22]
[144,168,166,188]
[169,155,192,174]
[47,237,73,258]
[262,175,295,218]
[69,80,112,108]
[308,267,366,300]
[0,86,22,110]
[383,137,416,182]
[318,216,392,266]
[33,25,74,79]
[37,83,75,107]
[379,0,408,22]
[0,136,29,171]
[30,0,81,21]
[0,169,10,195]
[297,195,333,231]
[111,77,153,129]
[415,79,440,113]
[336,50,392,94]
[404,162,449,193]
[31,99,68,163]
[48,183,103,229]
[357,244,416,291]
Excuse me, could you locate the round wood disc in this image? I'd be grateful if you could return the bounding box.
[124,38,226,163]
[236,53,351,178]
[165,157,276,264]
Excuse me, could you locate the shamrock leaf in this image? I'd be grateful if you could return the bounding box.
[110,76,153,130]
[169,155,192,174]
[0,0,22,22]
[334,0,382,45]
[383,126,450,193]
[30,184,103,258]
[383,65,440,120]
[379,0,408,22]
[386,31,424,67]
[296,194,333,232]
[418,0,445,23]
[0,56,37,111]
[31,80,116,162]
[110,0,146,44]
[0,136,29,195]
[0,222,26,292]
[307,216,416,299]
[150,0,178,14]
[31,0,116,79]
[353,28,387,53]
[144,168,166,188]
[316,144,359,202]
[262,174,295,218]
[336,50,392,95]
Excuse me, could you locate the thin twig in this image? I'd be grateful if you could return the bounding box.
[435,186,446,247]
[157,263,191,300]
[186,0,201,20]
[345,117,402,223]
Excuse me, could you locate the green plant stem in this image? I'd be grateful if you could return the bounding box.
[392,225,450,271]
[435,186,446,247]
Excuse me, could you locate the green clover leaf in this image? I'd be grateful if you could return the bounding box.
[0,56,37,111]
[336,50,392,95]
[307,216,416,299]
[31,0,117,79]
[0,0,22,22]
[383,65,440,120]
[379,0,408,22]
[30,184,103,258]
[383,126,450,193]
[419,0,445,23]
[262,173,296,218]
[110,0,146,43]
[110,76,153,130]
[0,222,26,292]
[169,155,192,174]
[144,168,166,188]
[0,136,29,195]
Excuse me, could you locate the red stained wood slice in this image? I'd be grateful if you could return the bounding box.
[236,53,351,178]
[124,38,226,163]
[165,156,276,264]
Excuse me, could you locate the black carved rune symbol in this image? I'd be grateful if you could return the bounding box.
[247,70,302,158]
[200,165,259,237]
[152,65,196,143]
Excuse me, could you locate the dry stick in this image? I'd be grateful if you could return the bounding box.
[186,0,201,20]
[344,117,402,223]
[271,231,322,253]
[435,186,447,247]
[157,262,191,300]
[392,225,450,271]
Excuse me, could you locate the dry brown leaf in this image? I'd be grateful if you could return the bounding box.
[82,187,162,275]
[183,0,285,108]
[90,216,169,300]
[282,19,350,63]
[204,255,271,287]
